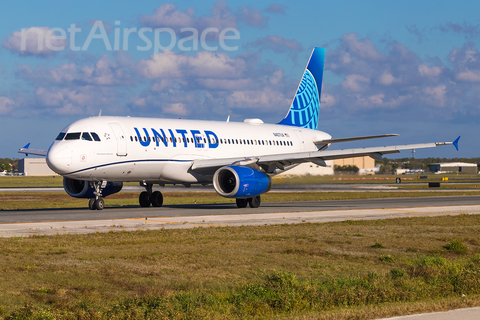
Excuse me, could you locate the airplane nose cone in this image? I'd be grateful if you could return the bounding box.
[46,144,72,174]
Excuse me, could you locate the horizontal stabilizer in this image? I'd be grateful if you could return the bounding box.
[314,134,399,145]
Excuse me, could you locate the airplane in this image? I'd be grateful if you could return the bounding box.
[18,47,460,210]
[359,164,382,175]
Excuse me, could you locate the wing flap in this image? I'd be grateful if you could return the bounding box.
[314,134,399,145]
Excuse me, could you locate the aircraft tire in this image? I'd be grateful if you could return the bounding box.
[236,198,248,208]
[88,198,96,210]
[151,191,163,207]
[248,196,261,208]
[94,198,104,210]
[139,191,150,207]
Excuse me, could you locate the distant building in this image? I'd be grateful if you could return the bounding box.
[278,161,334,176]
[334,156,375,170]
[278,156,374,176]
[428,162,477,174]
[18,158,58,176]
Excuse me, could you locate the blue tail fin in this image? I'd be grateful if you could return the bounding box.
[278,47,325,130]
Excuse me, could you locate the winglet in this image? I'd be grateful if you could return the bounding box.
[22,143,31,156]
[453,136,460,151]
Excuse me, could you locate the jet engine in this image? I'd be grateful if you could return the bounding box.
[213,166,272,198]
[63,177,123,198]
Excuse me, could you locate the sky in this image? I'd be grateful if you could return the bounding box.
[1,0,479,159]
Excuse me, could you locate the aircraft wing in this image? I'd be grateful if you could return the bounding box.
[190,139,458,175]
[18,143,47,157]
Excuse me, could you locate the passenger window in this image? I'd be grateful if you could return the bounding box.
[82,132,93,141]
[55,132,66,140]
[135,136,138,142]
[65,132,81,140]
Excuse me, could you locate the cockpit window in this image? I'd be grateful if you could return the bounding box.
[82,132,93,141]
[55,132,66,140]
[90,132,101,141]
[65,132,81,140]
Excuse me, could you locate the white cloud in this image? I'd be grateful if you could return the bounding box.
[17,55,134,86]
[237,6,268,28]
[136,50,246,79]
[341,33,385,61]
[139,4,195,29]
[379,73,396,85]
[0,97,13,114]
[423,85,447,107]
[197,78,251,91]
[418,64,442,77]
[320,93,336,110]
[162,102,187,116]
[2,27,66,57]
[225,87,290,110]
[456,70,480,82]
[33,86,124,115]
[341,74,370,91]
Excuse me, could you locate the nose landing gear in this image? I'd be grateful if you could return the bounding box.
[89,181,106,210]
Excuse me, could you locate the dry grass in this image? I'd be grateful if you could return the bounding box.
[0,215,479,319]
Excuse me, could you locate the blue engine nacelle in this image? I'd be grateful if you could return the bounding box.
[213,166,272,198]
[63,177,123,198]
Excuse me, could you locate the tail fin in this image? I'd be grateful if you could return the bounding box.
[278,47,325,130]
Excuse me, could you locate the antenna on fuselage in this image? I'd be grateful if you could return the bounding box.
[98,110,102,117]
[226,115,230,123]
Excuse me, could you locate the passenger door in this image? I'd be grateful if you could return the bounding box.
[108,122,128,156]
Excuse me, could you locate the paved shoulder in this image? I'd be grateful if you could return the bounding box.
[377,307,480,320]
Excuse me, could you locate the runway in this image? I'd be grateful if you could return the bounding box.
[1,195,479,237]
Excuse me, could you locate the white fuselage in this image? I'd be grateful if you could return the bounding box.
[46,116,331,184]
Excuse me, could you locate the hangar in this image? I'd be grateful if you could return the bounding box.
[278,156,375,176]
[428,162,477,174]
[18,158,57,176]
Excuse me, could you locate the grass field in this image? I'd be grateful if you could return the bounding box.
[1,173,480,189]
[2,190,480,210]
[0,215,479,319]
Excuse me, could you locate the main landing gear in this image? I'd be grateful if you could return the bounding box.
[139,182,163,208]
[89,181,106,210]
[236,195,261,208]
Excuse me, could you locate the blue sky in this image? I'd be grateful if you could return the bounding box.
[1,0,479,159]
